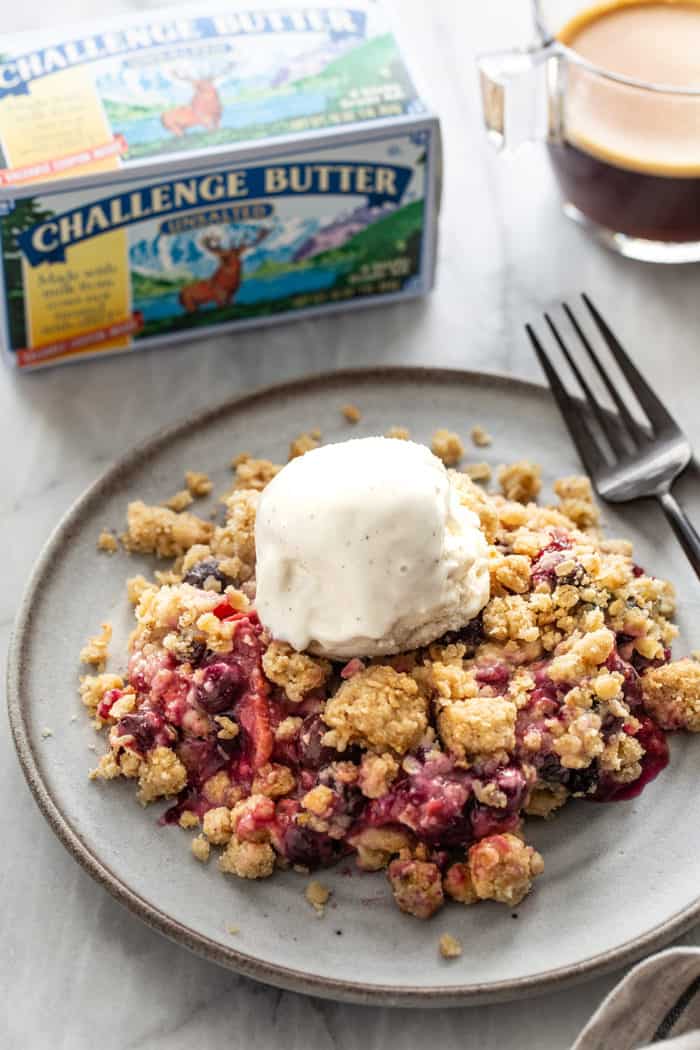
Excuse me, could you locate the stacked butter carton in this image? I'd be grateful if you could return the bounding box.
[0,0,440,369]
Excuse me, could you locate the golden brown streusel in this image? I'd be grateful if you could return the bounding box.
[185,470,213,497]
[231,454,281,491]
[262,641,331,702]
[342,403,362,423]
[498,461,542,503]
[164,489,194,512]
[79,672,123,717]
[358,752,399,799]
[431,428,464,466]
[449,470,500,542]
[323,666,428,754]
[210,488,259,582]
[443,862,478,904]
[191,835,211,862]
[202,806,233,845]
[252,762,296,798]
[289,431,321,459]
[350,827,412,871]
[126,574,153,605]
[179,811,200,830]
[439,933,463,959]
[469,834,544,907]
[470,425,492,448]
[97,530,118,553]
[79,622,112,670]
[124,501,213,558]
[275,716,304,741]
[136,747,188,804]
[463,461,492,483]
[387,857,444,919]
[386,425,410,440]
[553,475,600,530]
[642,660,700,731]
[305,879,331,914]
[437,694,516,762]
[219,836,276,879]
[525,783,568,818]
[214,715,239,741]
[493,553,531,594]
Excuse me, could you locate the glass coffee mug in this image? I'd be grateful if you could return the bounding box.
[478,0,700,263]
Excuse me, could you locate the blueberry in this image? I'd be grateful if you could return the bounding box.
[281,824,338,868]
[183,558,233,590]
[196,661,244,713]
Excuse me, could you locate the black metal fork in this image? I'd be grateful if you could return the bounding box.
[526,294,700,579]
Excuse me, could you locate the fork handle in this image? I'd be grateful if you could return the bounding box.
[657,490,700,580]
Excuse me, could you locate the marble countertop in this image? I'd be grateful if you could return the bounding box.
[3,2,700,1047]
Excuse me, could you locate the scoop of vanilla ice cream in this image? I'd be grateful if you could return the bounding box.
[254,436,490,659]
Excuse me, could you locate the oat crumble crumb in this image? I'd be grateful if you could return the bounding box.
[342,403,362,423]
[439,933,463,959]
[126,574,153,604]
[289,431,321,459]
[463,462,492,483]
[431,428,464,466]
[191,835,211,863]
[123,501,213,558]
[164,489,194,512]
[498,461,542,503]
[227,925,240,935]
[97,530,118,553]
[471,425,492,448]
[385,425,410,440]
[79,622,112,669]
[305,879,332,914]
[41,727,53,739]
[262,640,330,702]
[185,470,213,497]
[323,665,428,754]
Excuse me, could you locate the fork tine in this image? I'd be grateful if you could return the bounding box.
[582,294,675,435]
[525,324,606,477]
[544,311,629,456]
[562,302,646,446]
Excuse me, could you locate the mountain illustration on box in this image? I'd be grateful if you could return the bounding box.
[129,198,424,337]
[98,34,417,158]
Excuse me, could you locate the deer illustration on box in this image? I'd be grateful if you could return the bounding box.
[161,69,229,136]
[179,228,270,313]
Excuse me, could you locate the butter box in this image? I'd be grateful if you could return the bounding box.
[0,1,440,369]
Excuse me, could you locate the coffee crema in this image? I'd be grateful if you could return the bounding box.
[549,0,700,242]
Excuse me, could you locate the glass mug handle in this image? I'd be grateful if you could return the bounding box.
[477,42,565,150]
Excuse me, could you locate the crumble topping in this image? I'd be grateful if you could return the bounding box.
[439,932,463,958]
[431,428,464,466]
[642,660,700,731]
[230,454,281,491]
[342,404,362,423]
[185,471,213,497]
[322,666,429,754]
[164,489,194,512]
[262,641,331,702]
[289,431,321,459]
[468,833,544,907]
[123,501,213,558]
[470,425,492,448]
[498,461,542,504]
[192,835,211,862]
[81,428,698,924]
[463,462,492,483]
[79,622,112,669]
[305,879,331,914]
[97,530,118,553]
[219,837,276,879]
[385,425,410,440]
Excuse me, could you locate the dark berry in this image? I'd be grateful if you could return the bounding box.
[281,823,339,868]
[297,714,337,770]
[183,558,233,590]
[196,661,244,713]
[116,709,169,754]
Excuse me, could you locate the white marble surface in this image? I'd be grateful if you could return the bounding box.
[3,1,700,1047]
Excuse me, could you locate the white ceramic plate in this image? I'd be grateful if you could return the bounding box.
[8,367,700,1006]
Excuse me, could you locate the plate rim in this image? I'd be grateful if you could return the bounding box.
[8,364,700,1007]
